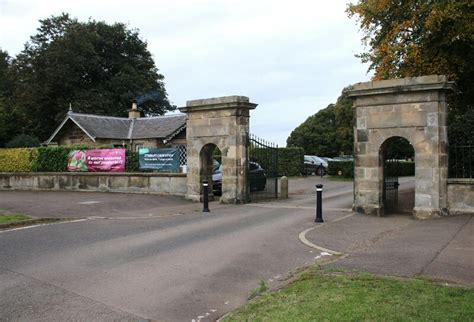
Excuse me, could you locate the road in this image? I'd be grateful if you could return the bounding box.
[0,177,353,321]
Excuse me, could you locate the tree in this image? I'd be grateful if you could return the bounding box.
[5,134,41,148]
[0,49,20,147]
[347,0,474,145]
[12,13,175,141]
[287,88,353,157]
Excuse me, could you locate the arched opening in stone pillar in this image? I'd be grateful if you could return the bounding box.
[379,136,415,215]
[199,143,222,198]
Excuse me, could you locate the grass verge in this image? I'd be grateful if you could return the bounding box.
[0,214,31,224]
[0,213,66,230]
[222,267,474,321]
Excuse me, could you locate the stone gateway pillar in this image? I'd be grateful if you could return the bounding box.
[348,75,455,219]
[179,96,257,204]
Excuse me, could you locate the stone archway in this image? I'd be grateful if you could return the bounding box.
[349,75,455,219]
[379,136,415,214]
[179,96,257,204]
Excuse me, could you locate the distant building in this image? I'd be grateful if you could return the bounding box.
[45,103,186,152]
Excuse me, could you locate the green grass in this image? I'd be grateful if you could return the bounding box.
[0,214,31,224]
[223,267,474,321]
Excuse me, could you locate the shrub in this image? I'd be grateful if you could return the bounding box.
[249,147,304,177]
[327,160,414,178]
[33,146,74,172]
[126,150,139,172]
[397,161,415,176]
[0,148,38,172]
[328,160,354,178]
[5,134,41,148]
[277,147,305,176]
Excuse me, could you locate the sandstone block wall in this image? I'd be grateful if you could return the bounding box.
[0,172,187,195]
[349,75,455,219]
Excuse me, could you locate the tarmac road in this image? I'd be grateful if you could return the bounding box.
[0,177,353,321]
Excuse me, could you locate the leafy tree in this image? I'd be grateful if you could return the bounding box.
[5,134,41,148]
[12,13,175,141]
[0,49,20,147]
[287,88,353,157]
[347,0,474,145]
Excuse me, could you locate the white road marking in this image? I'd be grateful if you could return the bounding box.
[77,201,101,204]
[0,219,88,234]
[298,212,356,255]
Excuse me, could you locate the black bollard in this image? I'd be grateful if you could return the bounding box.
[203,180,210,212]
[320,163,324,178]
[315,184,323,223]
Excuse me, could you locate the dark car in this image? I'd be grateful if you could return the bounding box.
[212,161,266,195]
[303,155,327,176]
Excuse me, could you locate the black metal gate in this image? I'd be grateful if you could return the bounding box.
[383,158,400,213]
[247,134,279,201]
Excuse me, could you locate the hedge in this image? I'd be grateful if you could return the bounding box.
[33,146,74,172]
[396,161,415,176]
[328,160,415,178]
[249,147,304,177]
[0,148,38,172]
[328,160,354,178]
[126,150,139,172]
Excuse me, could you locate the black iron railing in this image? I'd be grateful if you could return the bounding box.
[449,146,473,180]
[247,133,279,201]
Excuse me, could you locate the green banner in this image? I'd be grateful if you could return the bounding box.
[139,148,180,172]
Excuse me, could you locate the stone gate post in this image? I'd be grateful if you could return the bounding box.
[348,75,455,219]
[179,96,257,204]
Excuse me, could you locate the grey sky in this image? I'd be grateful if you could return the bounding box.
[0,0,371,146]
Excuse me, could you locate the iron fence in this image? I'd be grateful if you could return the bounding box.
[449,146,473,180]
[247,134,279,201]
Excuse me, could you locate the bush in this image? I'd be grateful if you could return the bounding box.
[328,160,354,178]
[33,146,74,172]
[397,161,415,176]
[327,160,414,178]
[126,150,139,172]
[249,147,304,177]
[5,134,41,148]
[0,148,38,172]
[277,147,305,176]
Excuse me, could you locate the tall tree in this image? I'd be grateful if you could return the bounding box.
[347,0,474,145]
[12,13,175,141]
[0,49,20,147]
[287,88,353,157]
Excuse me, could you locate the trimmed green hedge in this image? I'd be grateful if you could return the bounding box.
[278,147,305,176]
[249,147,304,177]
[328,160,415,178]
[126,150,139,172]
[397,161,415,176]
[328,160,354,178]
[33,146,74,172]
[0,148,38,172]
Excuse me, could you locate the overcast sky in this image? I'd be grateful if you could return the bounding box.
[0,0,372,146]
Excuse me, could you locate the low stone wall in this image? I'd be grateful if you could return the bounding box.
[0,172,187,195]
[448,180,474,215]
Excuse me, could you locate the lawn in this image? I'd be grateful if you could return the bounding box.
[223,267,474,321]
[0,214,31,224]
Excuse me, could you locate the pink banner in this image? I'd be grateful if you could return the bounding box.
[68,149,125,172]
[86,149,125,172]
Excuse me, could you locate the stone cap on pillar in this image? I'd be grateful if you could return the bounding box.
[348,75,456,98]
[178,95,257,113]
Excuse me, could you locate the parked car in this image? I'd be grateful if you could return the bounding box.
[212,161,266,195]
[303,155,327,176]
[332,156,354,161]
